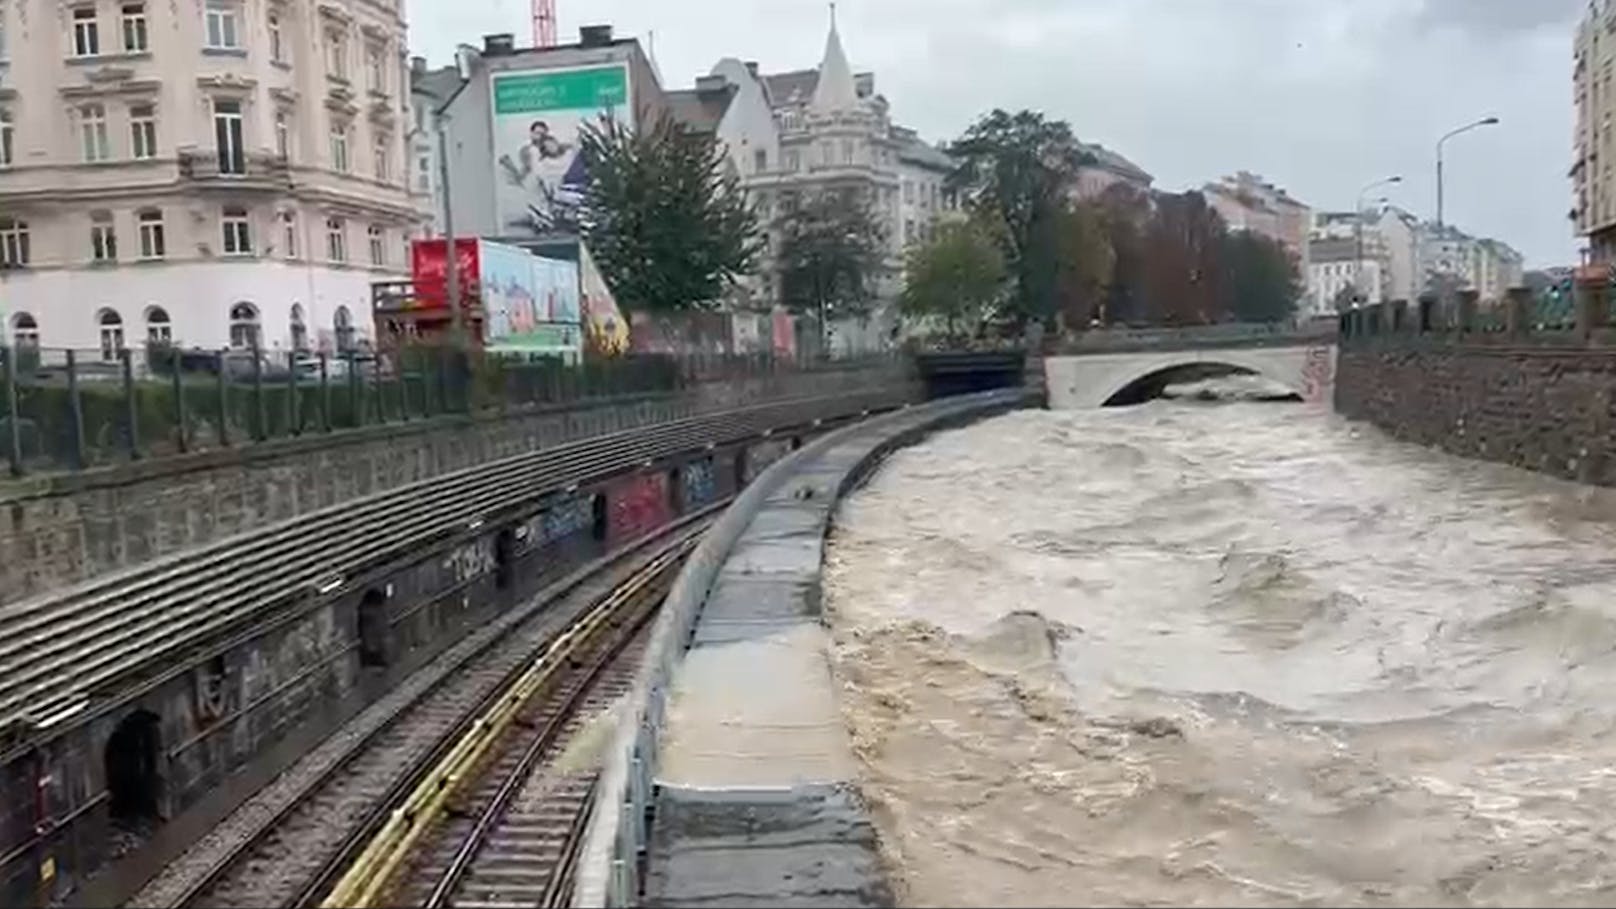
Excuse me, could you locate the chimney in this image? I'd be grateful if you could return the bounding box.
[579,24,613,47]
[482,33,515,56]
[410,55,426,75]
[695,74,727,94]
[745,61,760,77]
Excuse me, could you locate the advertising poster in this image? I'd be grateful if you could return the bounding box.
[579,242,629,355]
[479,240,583,357]
[491,64,630,237]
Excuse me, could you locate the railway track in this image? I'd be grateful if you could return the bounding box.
[129,518,705,909]
[0,389,897,748]
[344,568,667,909]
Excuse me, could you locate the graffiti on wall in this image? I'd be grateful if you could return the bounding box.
[607,472,671,544]
[1301,345,1337,404]
[681,458,717,509]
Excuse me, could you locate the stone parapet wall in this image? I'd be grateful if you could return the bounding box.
[0,361,914,606]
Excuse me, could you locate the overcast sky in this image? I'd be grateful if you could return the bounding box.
[410,0,1584,268]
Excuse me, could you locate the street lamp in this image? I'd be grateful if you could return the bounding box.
[437,46,475,346]
[1436,116,1500,229]
[1356,176,1402,304]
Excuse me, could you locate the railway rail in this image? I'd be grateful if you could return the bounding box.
[130,516,707,909]
[0,389,900,750]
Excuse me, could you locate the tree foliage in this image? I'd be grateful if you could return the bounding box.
[1141,191,1226,325]
[899,219,1006,340]
[776,189,888,341]
[1052,202,1115,330]
[578,112,760,313]
[1220,232,1301,323]
[946,109,1091,327]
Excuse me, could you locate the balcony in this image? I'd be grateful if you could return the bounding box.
[177,150,292,190]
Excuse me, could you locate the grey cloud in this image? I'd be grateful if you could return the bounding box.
[1416,0,1584,36]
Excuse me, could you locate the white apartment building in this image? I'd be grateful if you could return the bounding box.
[0,0,419,359]
[1311,205,1421,305]
[1418,223,1524,301]
[1306,236,1383,315]
[1575,2,1616,262]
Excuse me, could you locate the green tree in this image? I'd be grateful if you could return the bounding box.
[1053,202,1115,331]
[899,219,1007,341]
[946,109,1091,329]
[578,112,760,313]
[776,189,888,353]
[1220,231,1301,323]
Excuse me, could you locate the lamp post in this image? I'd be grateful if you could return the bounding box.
[1436,116,1500,230]
[436,47,475,346]
[1355,176,1402,305]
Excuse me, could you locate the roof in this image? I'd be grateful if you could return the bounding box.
[895,134,954,172]
[1079,142,1151,183]
[762,68,875,109]
[412,65,466,103]
[812,22,859,112]
[1309,237,1363,264]
[665,85,736,135]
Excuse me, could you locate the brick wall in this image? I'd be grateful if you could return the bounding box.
[0,362,913,606]
[1336,339,1616,486]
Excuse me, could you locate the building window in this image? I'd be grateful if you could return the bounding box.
[754,149,767,173]
[0,108,12,168]
[121,3,146,51]
[904,181,914,204]
[365,44,383,93]
[329,122,349,172]
[129,103,156,159]
[367,224,383,265]
[213,99,244,174]
[72,7,99,57]
[267,11,282,62]
[0,217,28,266]
[11,313,38,348]
[228,301,260,349]
[415,155,430,192]
[274,110,289,158]
[280,210,298,258]
[145,305,171,345]
[221,205,250,255]
[326,28,346,78]
[137,209,165,259]
[79,103,109,162]
[842,139,853,165]
[372,134,388,181]
[90,211,117,262]
[0,2,8,62]
[290,303,307,351]
[784,149,800,172]
[334,305,355,352]
[204,0,239,49]
[98,309,125,360]
[325,216,346,262]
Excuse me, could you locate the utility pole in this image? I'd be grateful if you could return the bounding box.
[435,49,475,347]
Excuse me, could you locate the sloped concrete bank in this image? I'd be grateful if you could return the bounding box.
[575,387,1034,908]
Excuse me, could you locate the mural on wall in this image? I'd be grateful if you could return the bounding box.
[490,64,630,237]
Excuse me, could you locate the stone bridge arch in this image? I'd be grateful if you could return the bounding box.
[1046,345,1337,409]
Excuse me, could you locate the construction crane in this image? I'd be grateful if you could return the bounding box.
[532,0,556,47]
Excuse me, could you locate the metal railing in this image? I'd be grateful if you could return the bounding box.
[0,344,898,478]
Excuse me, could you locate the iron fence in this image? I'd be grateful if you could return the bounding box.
[0,343,883,478]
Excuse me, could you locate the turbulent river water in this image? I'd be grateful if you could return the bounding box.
[823,388,1616,908]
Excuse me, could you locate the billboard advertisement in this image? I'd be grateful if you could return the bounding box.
[479,240,582,357]
[491,64,630,237]
[409,238,481,310]
[579,242,629,355]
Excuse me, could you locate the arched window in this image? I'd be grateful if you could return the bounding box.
[290,303,308,352]
[11,313,38,348]
[98,308,124,361]
[333,305,355,353]
[145,306,172,345]
[229,301,260,349]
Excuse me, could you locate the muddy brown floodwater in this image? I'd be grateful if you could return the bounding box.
[824,393,1616,908]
